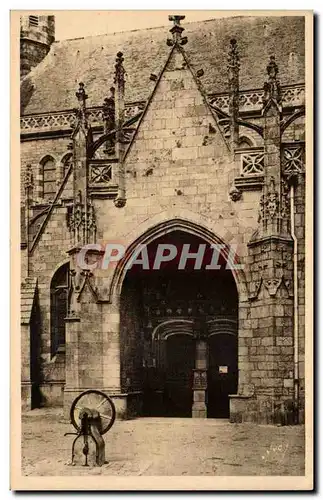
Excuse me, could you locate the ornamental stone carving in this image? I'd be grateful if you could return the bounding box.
[283,146,305,174]
[241,151,264,176]
[89,164,113,184]
[67,191,96,244]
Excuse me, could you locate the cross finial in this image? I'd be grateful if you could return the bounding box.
[167,14,187,46]
[169,14,185,26]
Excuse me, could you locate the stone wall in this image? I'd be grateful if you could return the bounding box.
[120,278,144,393]
[21,138,73,405]
[20,44,306,421]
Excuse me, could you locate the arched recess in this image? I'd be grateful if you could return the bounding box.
[50,262,70,357]
[237,135,256,149]
[110,216,248,304]
[152,319,194,341]
[118,221,240,418]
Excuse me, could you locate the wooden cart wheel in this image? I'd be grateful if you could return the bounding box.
[70,389,116,435]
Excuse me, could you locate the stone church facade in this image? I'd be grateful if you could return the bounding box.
[20,14,306,423]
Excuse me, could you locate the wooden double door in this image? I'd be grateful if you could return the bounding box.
[144,331,238,418]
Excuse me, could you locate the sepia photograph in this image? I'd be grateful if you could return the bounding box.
[11,9,313,490]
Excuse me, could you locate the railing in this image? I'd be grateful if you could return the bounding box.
[21,84,305,134]
[208,84,305,114]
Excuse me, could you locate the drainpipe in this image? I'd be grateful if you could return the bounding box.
[289,179,299,422]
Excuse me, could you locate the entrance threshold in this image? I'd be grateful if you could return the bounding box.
[135,417,230,424]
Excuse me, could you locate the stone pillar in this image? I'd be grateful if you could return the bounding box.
[68,82,97,247]
[64,314,81,418]
[192,335,208,418]
[239,56,296,424]
[63,245,125,418]
[101,298,127,418]
[64,245,102,417]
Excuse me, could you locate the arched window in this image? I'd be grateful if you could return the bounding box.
[50,263,69,356]
[41,156,56,202]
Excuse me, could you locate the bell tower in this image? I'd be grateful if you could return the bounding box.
[20,14,55,79]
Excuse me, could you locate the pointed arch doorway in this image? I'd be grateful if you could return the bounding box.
[119,228,238,418]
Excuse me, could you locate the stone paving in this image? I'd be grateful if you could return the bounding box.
[22,408,305,476]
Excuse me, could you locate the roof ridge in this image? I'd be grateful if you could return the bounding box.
[54,15,253,44]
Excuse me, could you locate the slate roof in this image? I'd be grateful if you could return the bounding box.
[21,15,305,115]
[21,277,37,325]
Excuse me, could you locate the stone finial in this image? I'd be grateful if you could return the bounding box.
[75,82,88,107]
[167,14,187,46]
[169,14,185,25]
[227,38,240,71]
[227,39,240,149]
[75,82,88,125]
[267,55,279,79]
[114,52,125,86]
[102,87,116,155]
[263,55,282,108]
[102,87,115,121]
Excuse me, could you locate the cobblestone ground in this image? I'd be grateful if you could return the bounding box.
[22,408,305,476]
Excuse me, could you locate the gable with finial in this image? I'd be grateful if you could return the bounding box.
[123,14,233,185]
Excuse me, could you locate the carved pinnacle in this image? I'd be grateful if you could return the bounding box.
[75,82,88,106]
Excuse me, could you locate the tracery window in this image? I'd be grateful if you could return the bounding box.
[50,263,69,356]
